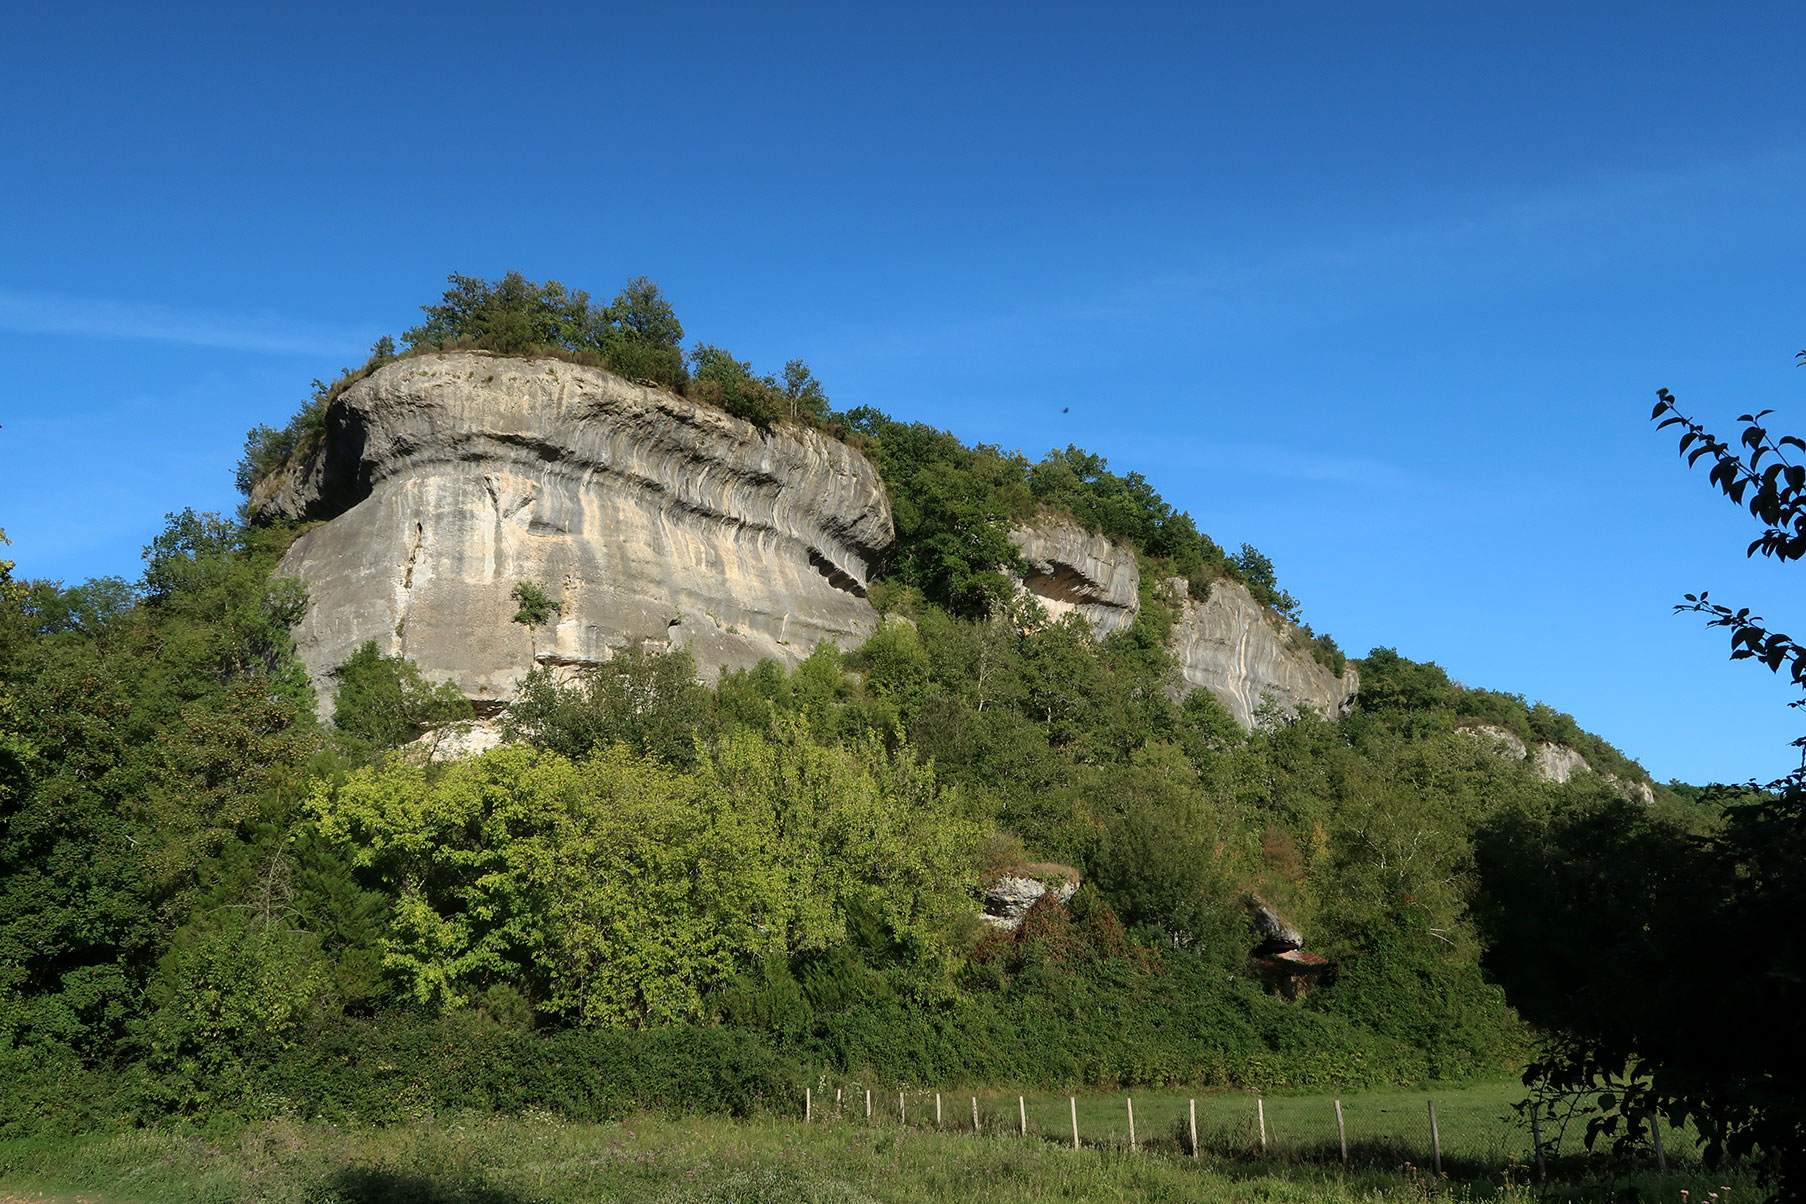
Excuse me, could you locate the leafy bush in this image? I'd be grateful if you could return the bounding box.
[235,378,333,496]
[506,645,712,769]
[1307,908,1523,1078]
[305,728,981,1026]
[404,271,689,391]
[254,1014,796,1122]
[330,641,473,760]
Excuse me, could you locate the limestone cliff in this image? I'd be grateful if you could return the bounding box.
[1006,518,1356,727]
[260,352,893,713]
[1163,576,1358,728]
[262,356,1358,732]
[1461,724,1655,805]
[1010,517,1140,637]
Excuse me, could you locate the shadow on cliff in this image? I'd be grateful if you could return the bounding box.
[318,1166,533,1203]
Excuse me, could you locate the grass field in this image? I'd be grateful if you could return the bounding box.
[0,1081,1748,1204]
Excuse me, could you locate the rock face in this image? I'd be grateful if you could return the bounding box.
[263,356,1360,732]
[1246,896,1304,951]
[1005,518,1356,729]
[981,867,1081,930]
[1163,578,1358,729]
[1459,724,1655,805]
[260,353,893,714]
[1010,518,1141,637]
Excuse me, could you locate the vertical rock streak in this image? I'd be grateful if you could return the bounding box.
[260,354,893,713]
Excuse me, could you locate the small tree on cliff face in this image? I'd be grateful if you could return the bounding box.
[1521,355,1806,1198]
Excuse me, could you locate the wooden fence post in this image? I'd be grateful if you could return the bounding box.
[1189,1098,1198,1160]
[972,1095,980,1135]
[1019,1095,1027,1137]
[866,1089,871,1120]
[1257,1097,1267,1153]
[1650,1110,1667,1173]
[899,1092,905,1125]
[805,1086,812,1123]
[1428,1099,1442,1175]
[1335,1098,1347,1165]
[1071,1096,1080,1150]
[1529,1101,1546,1182]
[1127,1097,1137,1152]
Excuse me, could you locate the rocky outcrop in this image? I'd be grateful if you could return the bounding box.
[1246,896,1303,951]
[265,355,1358,732]
[1163,577,1357,729]
[1533,741,1593,784]
[1460,724,1655,805]
[261,353,893,714]
[1005,521,1355,729]
[981,866,1080,930]
[1010,517,1141,637]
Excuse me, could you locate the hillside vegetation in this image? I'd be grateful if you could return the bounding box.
[0,275,1695,1163]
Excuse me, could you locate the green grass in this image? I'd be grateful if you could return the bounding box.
[824,1077,1709,1170]
[0,1082,1752,1204]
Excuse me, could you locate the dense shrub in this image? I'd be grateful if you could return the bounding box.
[330,641,473,760]
[226,1015,796,1123]
[404,271,689,391]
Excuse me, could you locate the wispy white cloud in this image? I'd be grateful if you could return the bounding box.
[825,144,1806,363]
[1115,145,1806,329]
[0,288,371,357]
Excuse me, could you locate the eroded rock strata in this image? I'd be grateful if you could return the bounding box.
[1162,576,1359,728]
[1004,518,1356,727]
[260,352,893,713]
[262,355,1361,730]
[1009,517,1141,637]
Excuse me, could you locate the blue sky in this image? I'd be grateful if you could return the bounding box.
[3,2,1803,785]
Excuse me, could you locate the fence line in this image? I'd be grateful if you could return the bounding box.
[798,1084,1695,1176]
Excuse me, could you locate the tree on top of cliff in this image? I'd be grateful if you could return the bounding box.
[401,271,688,390]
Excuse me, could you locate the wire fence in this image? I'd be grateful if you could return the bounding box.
[799,1083,1699,1178]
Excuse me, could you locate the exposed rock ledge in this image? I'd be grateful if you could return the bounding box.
[1010,518,1140,637]
[1006,516,1356,729]
[981,866,1081,930]
[260,353,894,714]
[1460,724,1655,805]
[1163,577,1358,729]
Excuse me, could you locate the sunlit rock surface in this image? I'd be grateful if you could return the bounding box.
[258,352,893,714]
[1460,723,1655,805]
[1162,577,1357,728]
[1009,517,1141,637]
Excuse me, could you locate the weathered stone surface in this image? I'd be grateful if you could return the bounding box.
[1004,521,1355,730]
[1533,741,1591,784]
[1459,724,1655,805]
[1010,517,1141,637]
[266,354,1359,736]
[1461,723,1530,760]
[1163,577,1358,729]
[404,718,506,762]
[980,868,1080,930]
[1247,896,1303,950]
[262,353,893,714]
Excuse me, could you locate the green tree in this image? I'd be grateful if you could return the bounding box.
[306,726,980,1025]
[1229,543,1301,623]
[1503,369,1806,1196]
[779,359,830,422]
[688,343,785,426]
[505,646,712,769]
[330,642,473,761]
